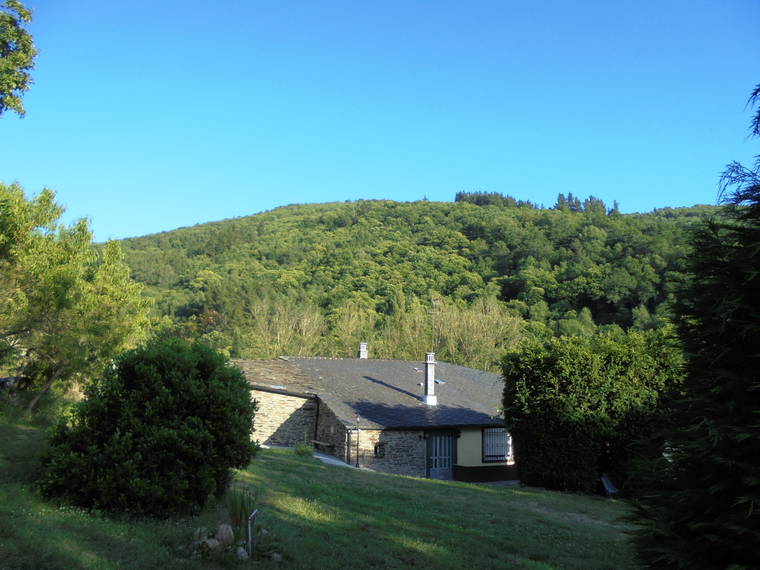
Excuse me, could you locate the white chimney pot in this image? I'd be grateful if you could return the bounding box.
[424,352,437,406]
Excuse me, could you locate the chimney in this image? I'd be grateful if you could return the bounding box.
[423,352,437,406]
[358,342,368,359]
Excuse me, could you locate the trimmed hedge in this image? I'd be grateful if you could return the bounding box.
[39,337,257,516]
[502,328,682,493]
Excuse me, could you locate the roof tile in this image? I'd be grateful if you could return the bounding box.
[234,357,505,429]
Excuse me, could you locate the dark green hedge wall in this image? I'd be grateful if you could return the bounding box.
[502,329,682,493]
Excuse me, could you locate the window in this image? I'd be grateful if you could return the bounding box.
[482,427,511,462]
[374,443,386,458]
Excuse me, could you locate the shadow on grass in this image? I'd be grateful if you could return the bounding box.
[237,449,635,570]
[0,422,231,570]
[0,425,634,569]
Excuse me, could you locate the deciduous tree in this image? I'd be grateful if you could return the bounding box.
[0,183,150,412]
[0,0,37,117]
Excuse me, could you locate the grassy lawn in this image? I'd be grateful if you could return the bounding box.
[0,421,637,569]
[0,421,236,570]
[237,450,636,569]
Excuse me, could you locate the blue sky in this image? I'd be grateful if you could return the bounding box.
[1,1,759,241]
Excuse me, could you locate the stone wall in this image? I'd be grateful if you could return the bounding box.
[251,389,316,446]
[313,401,349,461]
[250,391,436,478]
[351,429,427,477]
[313,406,427,476]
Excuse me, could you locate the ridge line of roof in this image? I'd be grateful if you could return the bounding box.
[281,355,479,367]
[233,356,499,377]
[282,356,503,377]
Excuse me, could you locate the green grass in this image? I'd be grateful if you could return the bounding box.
[0,420,637,569]
[239,450,637,569]
[0,420,240,569]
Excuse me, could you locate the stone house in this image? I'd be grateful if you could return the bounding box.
[233,346,515,481]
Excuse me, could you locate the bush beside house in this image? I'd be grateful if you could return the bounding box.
[39,337,257,516]
[502,329,683,493]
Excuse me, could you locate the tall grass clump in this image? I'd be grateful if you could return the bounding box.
[225,486,258,537]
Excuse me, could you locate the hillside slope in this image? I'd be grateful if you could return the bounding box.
[237,447,636,569]
[120,195,712,368]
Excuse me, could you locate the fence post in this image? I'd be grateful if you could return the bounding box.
[247,508,259,558]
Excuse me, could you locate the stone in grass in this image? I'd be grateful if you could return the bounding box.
[193,527,208,541]
[236,546,250,560]
[188,540,204,559]
[200,538,221,556]
[215,523,235,546]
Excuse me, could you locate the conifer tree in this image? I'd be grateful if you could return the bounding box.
[631,85,760,568]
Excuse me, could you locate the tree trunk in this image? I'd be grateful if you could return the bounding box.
[24,370,60,414]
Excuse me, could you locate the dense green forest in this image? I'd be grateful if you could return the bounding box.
[120,193,714,371]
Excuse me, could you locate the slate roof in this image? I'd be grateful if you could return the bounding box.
[232,359,318,395]
[233,357,505,430]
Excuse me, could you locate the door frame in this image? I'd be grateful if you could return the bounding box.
[426,430,458,479]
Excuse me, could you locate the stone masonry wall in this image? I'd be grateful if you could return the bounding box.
[352,429,427,477]
[314,402,349,462]
[314,403,427,476]
[251,389,316,446]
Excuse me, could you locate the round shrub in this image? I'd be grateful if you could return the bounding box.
[39,337,257,516]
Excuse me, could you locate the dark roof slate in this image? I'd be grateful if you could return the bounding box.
[234,357,505,430]
[232,359,317,395]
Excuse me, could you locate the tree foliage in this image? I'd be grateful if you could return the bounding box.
[501,329,683,493]
[119,196,710,369]
[39,337,257,517]
[0,0,37,117]
[630,86,760,569]
[0,182,150,411]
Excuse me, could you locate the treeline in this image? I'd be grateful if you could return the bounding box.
[120,194,714,370]
[455,190,618,214]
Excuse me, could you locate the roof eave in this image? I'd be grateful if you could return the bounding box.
[249,384,316,399]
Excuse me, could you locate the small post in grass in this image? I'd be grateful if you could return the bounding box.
[247,508,259,558]
[355,415,361,468]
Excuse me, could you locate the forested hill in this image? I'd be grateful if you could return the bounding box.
[120,194,714,371]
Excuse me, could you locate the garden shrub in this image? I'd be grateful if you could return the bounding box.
[294,441,314,456]
[510,403,606,493]
[502,328,682,493]
[39,337,257,516]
